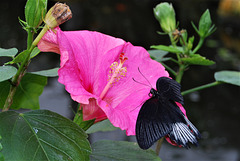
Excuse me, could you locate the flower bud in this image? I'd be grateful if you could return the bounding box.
[154,3,176,33]
[198,9,214,37]
[45,3,72,28]
[25,0,47,28]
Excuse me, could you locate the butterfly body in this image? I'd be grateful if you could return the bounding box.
[136,77,201,149]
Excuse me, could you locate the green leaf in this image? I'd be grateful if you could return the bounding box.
[30,47,41,58]
[181,54,215,66]
[6,47,41,65]
[151,45,182,53]
[0,66,17,82]
[214,71,240,86]
[86,119,119,134]
[73,109,95,131]
[148,49,168,62]
[0,73,47,110]
[5,50,29,65]
[31,67,59,77]
[0,110,91,161]
[0,135,4,161]
[0,153,4,161]
[0,48,18,57]
[91,140,161,161]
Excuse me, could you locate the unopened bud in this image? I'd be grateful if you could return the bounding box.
[25,0,47,28]
[154,3,176,33]
[45,3,72,28]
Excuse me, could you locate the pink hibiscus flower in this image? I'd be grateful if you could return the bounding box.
[38,27,189,141]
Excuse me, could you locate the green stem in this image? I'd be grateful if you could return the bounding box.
[27,28,34,50]
[32,25,48,46]
[192,37,204,54]
[175,64,186,83]
[2,25,49,112]
[181,81,223,96]
[161,62,176,76]
[170,58,179,64]
[155,138,164,155]
[168,32,186,83]
[2,49,32,112]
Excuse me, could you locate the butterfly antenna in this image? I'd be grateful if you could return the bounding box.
[132,77,151,88]
[137,67,152,88]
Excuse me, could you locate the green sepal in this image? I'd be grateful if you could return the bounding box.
[73,109,95,131]
[18,17,28,31]
[191,21,200,35]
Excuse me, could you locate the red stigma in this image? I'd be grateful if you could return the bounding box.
[119,53,128,64]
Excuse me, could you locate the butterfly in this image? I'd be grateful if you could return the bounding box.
[135,76,201,149]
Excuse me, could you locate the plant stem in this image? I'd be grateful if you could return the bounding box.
[175,64,186,83]
[32,25,48,46]
[155,138,164,155]
[2,25,49,112]
[170,58,179,64]
[161,62,177,76]
[192,37,204,54]
[181,81,223,96]
[2,49,32,112]
[27,28,34,50]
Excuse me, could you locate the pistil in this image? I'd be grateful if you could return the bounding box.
[99,53,128,99]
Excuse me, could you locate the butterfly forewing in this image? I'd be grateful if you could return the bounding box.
[136,97,171,149]
[156,77,184,105]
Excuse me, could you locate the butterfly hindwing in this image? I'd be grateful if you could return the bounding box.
[136,97,186,149]
[156,77,184,105]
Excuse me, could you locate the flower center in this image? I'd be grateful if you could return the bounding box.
[99,53,128,99]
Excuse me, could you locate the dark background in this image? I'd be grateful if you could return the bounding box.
[1,0,240,160]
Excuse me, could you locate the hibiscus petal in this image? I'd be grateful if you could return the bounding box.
[38,28,126,121]
[38,27,61,54]
[81,98,107,122]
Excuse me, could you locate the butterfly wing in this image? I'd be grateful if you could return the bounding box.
[168,115,201,148]
[156,77,184,105]
[136,97,186,149]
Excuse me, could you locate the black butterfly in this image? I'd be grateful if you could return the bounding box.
[136,76,201,149]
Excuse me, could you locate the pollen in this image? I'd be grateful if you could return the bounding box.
[99,53,128,99]
[107,63,127,84]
